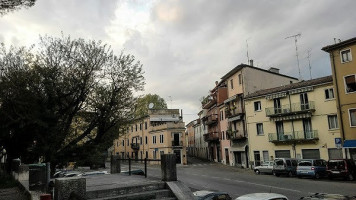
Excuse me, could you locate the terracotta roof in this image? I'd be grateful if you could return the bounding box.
[220,64,298,81]
[244,75,333,99]
[322,37,356,52]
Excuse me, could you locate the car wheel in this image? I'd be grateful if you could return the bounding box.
[347,174,354,181]
[314,173,320,179]
[273,171,280,177]
[288,171,293,177]
[328,174,333,180]
[297,175,302,179]
[255,170,260,175]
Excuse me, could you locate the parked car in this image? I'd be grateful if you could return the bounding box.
[193,190,232,200]
[296,159,327,179]
[326,159,356,181]
[254,161,274,175]
[235,193,288,200]
[79,171,110,176]
[273,158,298,177]
[299,193,356,200]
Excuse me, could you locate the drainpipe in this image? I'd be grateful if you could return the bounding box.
[288,92,297,158]
[331,51,347,158]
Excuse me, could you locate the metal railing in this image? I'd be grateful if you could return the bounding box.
[265,101,315,116]
[130,143,140,150]
[268,130,318,142]
[118,158,161,178]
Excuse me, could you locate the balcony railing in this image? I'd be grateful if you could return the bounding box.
[205,114,218,126]
[225,108,244,118]
[226,130,246,141]
[172,140,183,146]
[265,101,315,117]
[268,130,319,143]
[203,132,220,142]
[130,143,140,150]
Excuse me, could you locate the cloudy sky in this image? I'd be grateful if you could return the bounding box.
[1,0,356,124]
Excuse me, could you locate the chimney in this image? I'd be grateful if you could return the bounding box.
[268,67,280,74]
[249,59,254,66]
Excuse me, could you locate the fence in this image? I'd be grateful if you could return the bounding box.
[114,157,161,178]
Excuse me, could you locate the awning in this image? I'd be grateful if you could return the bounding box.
[230,142,247,152]
[224,94,238,104]
[343,140,356,148]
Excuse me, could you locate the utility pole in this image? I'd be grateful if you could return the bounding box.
[285,33,302,80]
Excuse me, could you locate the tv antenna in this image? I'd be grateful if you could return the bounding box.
[148,103,154,109]
[306,49,312,80]
[285,33,302,80]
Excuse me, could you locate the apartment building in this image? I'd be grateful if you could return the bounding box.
[113,109,187,165]
[322,37,356,161]
[221,64,298,168]
[245,76,343,167]
[201,81,228,162]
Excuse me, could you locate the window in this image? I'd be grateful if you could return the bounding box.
[220,110,224,121]
[153,150,157,159]
[328,115,339,129]
[140,123,142,130]
[263,151,269,162]
[140,137,142,145]
[145,122,147,129]
[230,79,234,89]
[256,123,264,135]
[254,101,261,111]
[345,75,356,93]
[127,139,129,146]
[145,136,148,144]
[116,141,119,147]
[349,109,356,127]
[238,74,242,85]
[122,140,125,146]
[153,135,157,144]
[131,126,133,132]
[222,131,225,140]
[325,88,335,100]
[135,124,137,131]
[341,49,352,63]
[160,134,164,143]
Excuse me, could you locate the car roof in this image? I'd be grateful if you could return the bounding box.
[193,190,228,197]
[236,193,288,200]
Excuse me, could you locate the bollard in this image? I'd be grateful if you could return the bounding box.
[128,157,131,176]
[144,158,147,178]
[161,154,177,181]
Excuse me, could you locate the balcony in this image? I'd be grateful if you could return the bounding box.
[204,114,218,126]
[130,143,140,150]
[172,140,183,147]
[227,130,246,141]
[268,130,319,144]
[225,108,244,119]
[265,102,315,119]
[203,132,220,142]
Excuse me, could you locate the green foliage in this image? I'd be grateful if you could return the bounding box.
[0,34,145,166]
[0,0,36,16]
[135,94,167,118]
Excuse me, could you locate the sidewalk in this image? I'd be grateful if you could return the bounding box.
[0,187,28,200]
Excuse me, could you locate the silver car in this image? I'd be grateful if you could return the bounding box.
[254,161,274,175]
[235,193,288,200]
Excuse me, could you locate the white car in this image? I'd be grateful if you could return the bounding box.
[254,161,274,175]
[235,193,288,200]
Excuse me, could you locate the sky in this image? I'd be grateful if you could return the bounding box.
[1,0,356,124]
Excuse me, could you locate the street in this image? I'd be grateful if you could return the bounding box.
[121,157,356,200]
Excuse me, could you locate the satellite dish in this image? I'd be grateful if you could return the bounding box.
[148,103,154,109]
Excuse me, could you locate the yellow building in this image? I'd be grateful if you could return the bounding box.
[113,109,187,165]
[245,76,343,166]
[322,37,356,161]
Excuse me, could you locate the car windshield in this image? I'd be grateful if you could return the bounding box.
[328,161,345,169]
[298,161,312,166]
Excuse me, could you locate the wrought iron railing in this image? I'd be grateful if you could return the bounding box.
[265,101,315,116]
[268,130,318,142]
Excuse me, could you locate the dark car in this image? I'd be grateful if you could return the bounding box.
[273,158,298,177]
[327,159,356,181]
[297,159,327,179]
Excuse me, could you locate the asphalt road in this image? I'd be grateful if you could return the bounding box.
[121,157,356,200]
